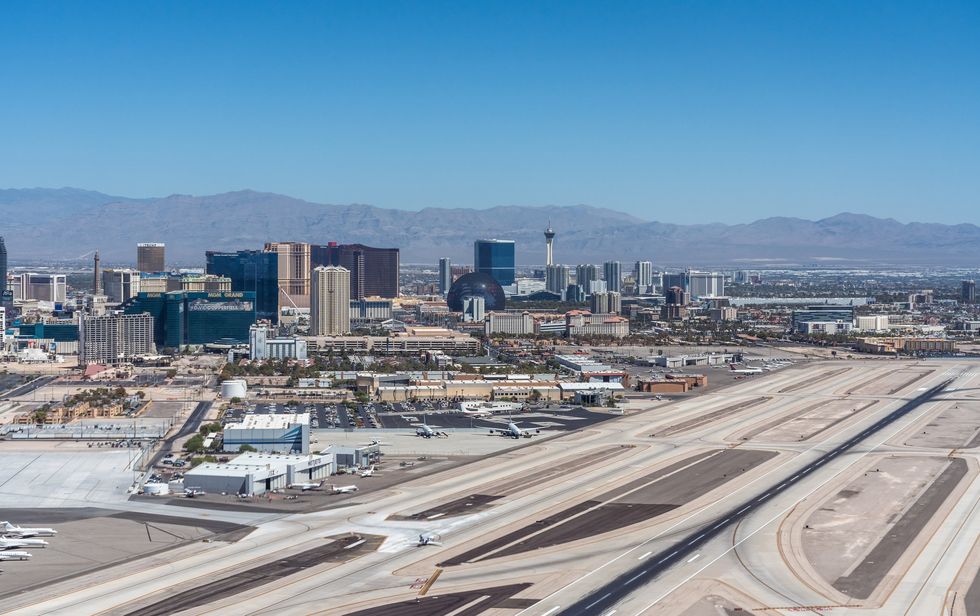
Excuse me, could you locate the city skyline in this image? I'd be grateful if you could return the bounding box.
[2,3,979,223]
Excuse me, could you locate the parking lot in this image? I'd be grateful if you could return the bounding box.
[221,401,619,433]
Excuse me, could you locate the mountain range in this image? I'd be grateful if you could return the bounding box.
[1,187,978,267]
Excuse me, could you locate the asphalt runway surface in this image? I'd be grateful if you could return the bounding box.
[560,379,953,615]
[652,397,771,437]
[965,568,980,615]
[834,457,967,599]
[128,534,380,616]
[343,583,534,616]
[440,448,775,566]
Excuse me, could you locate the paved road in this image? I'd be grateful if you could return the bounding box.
[561,379,953,615]
[3,375,58,399]
[146,401,211,469]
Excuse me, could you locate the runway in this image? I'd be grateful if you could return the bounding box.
[7,360,980,616]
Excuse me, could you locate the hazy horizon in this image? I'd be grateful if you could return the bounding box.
[2,3,979,224]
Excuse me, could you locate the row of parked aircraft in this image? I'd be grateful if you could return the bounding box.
[0,521,58,564]
[285,480,361,494]
[416,421,540,439]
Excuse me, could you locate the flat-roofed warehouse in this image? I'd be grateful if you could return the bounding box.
[222,413,310,454]
[183,452,333,496]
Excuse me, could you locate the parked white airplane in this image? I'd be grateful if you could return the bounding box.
[288,480,324,491]
[183,487,206,498]
[358,466,376,477]
[0,551,32,561]
[489,422,540,439]
[415,424,448,438]
[730,363,763,375]
[1,522,57,537]
[417,532,442,546]
[0,537,48,550]
[329,484,359,494]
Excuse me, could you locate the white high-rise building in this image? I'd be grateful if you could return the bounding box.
[311,266,351,335]
[546,264,570,295]
[78,312,155,366]
[462,296,485,322]
[687,271,725,299]
[634,261,653,292]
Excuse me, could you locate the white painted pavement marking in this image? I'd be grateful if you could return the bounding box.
[585,593,612,610]
[633,388,949,615]
[517,371,954,616]
[686,554,701,563]
[638,552,652,560]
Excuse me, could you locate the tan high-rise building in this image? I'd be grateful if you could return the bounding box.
[137,243,165,272]
[264,242,311,309]
[311,266,350,335]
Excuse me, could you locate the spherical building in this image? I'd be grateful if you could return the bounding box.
[447,272,506,312]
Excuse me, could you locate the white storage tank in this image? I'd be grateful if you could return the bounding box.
[221,379,247,400]
[143,482,171,496]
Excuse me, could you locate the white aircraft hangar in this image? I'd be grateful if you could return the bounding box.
[183,452,333,496]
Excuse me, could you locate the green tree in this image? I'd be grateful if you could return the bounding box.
[184,434,206,453]
[238,444,257,453]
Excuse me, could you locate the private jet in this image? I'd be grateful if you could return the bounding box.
[358,466,377,477]
[0,551,32,561]
[729,363,763,375]
[329,484,359,494]
[489,422,540,439]
[183,487,206,498]
[0,537,48,550]
[288,480,325,491]
[1,522,57,538]
[417,532,442,547]
[416,424,448,438]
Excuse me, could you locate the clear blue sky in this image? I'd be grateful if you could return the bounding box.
[1,1,978,223]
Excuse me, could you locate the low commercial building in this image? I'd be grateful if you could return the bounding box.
[565,311,629,338]
[485,311,535,335]
[222,413,310,454]
[647,353,734,369]
[854,315,890,331]
[321,444,380,470]
[249,323,308,360]
[307,327,480,355]
[855,337,956,354]
[797,321,852,335]
[183,452,332,496]
[350,297,393,323]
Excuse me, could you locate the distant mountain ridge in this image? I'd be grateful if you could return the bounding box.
[2,188,978,267]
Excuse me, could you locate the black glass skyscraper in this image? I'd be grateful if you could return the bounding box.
[311,243,400,299]
[205,250,279,323]
[473,239,515,286]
